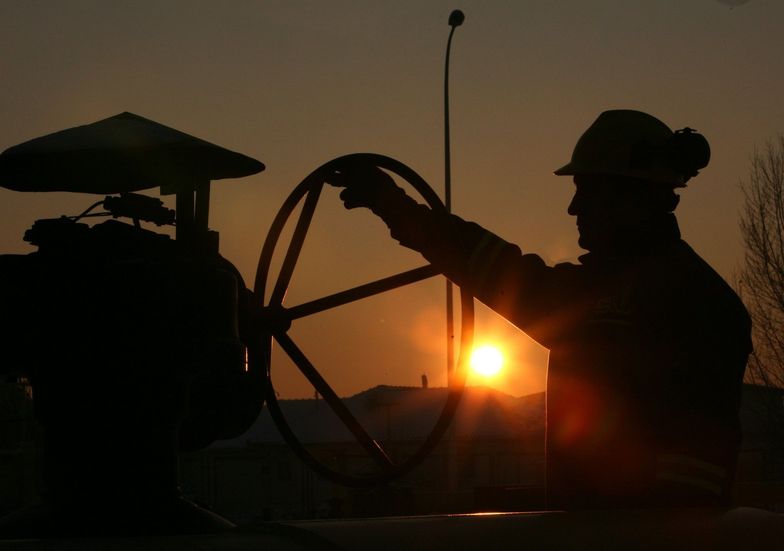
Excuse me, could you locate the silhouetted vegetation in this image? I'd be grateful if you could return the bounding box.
[737,135,784,390]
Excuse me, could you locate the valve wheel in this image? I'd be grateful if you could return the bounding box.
[251,153,473,487]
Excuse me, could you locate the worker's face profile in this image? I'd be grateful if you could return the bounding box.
[568,175,650,251]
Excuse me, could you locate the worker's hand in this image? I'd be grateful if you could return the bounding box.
[326,161,429,250]
[326,163,400,211]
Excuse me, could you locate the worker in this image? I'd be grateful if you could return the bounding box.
[327,110,752,509]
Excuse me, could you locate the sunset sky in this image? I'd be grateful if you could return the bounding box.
[1,1,782,399]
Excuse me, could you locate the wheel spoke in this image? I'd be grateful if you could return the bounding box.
[273,331,393,469]
[286,264,440,321]
[270,181,324,306]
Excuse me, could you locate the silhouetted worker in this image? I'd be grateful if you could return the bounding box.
[328,110,751,510]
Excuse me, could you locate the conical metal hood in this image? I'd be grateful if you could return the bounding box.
[0,112,265,194]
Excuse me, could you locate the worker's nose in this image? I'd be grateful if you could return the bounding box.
[568,193,580,216]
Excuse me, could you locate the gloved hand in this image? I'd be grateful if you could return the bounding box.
[326,163,407,214]
[326,161,432,251]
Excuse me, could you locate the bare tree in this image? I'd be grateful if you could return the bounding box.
[737,135,784,389]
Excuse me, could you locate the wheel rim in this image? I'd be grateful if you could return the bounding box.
[251,153,473,487]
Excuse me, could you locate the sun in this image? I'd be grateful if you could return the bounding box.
[469,344,504,377]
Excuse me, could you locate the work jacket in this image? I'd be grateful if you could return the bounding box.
[384,200,751,509]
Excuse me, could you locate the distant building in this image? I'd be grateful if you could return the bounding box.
[179,386,546,522]
[0,381,781,521]
[179,383,784,522]
[734,384,784,512]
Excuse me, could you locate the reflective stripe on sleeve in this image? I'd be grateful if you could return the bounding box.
[467,232,509,293]
[656,454,727,496]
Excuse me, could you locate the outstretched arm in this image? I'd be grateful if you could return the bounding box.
[326,163,581,346]
[327,163,492,277]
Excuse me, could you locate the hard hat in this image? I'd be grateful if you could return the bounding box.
[554,110,709,187]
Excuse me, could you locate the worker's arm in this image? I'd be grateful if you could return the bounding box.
[327,164,584,346]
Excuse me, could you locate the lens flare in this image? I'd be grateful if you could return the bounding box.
[469,345,504,377]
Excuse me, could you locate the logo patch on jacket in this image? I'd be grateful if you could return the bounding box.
[589,294,633,326]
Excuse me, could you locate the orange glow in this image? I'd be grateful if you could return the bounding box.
[469,344,504,378]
